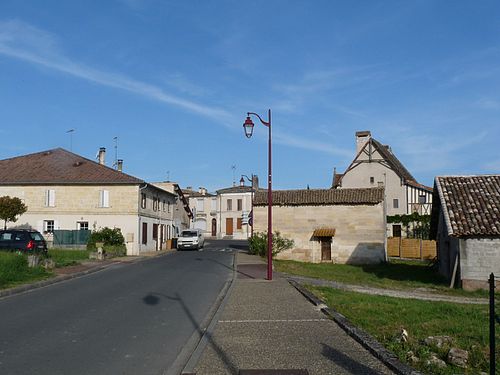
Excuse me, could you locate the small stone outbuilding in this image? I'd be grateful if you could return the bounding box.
[430,175,500,290]
[253,188,386,264]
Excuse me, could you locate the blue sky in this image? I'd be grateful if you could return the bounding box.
[1,1,499,192]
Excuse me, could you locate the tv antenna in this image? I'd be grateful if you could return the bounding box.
[231,165,236,186]
[113,136,118,169]
[66,129,75,151]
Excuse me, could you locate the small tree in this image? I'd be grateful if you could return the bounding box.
[248,231,294,258]
[0,196,27,230]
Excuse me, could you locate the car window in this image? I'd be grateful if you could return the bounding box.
[14,233,28,241]
[181,231,197,237]
[30,233,44,241]
[0,233,13,241]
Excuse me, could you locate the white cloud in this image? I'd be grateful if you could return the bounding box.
[0,20,234,127]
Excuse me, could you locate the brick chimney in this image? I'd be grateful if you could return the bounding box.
[117,159,123,172]
[98,147,106,165]
[355,131,371,154]
[252,175,259,191]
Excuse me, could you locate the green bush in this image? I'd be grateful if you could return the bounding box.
[248,231,294,258]
[0,252,50,289]
[87,227,126,256]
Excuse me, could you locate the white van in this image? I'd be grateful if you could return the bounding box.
[177,229,205,250]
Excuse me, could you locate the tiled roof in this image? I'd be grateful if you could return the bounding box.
[183,189,215,198]
[216,185,254,194]
[312,228,336,237]
[371,139,416,183]
[0,148,144,185]
[433,175,500,237]
[253,188,384,206]
[406,180,433,192]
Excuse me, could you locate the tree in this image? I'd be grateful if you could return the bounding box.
[0,196,28,230]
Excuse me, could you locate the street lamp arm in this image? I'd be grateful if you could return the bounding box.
[247,112,270,127]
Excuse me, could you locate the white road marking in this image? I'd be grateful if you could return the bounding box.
[218,319,329,323]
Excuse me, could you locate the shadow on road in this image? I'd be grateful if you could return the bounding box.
[321,343,382,374]
[141,291,238,374]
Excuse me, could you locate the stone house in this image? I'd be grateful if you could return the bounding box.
[253,188,386,264]
[152,181,193,236]
[216,182,253,240]
[0,148,177,255]
[430,175,500,290]
[182,187,217,237]
[333,131,433,237]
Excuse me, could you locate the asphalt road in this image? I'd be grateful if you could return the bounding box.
[0,239,241,375]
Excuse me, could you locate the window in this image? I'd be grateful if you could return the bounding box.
[168,201,171,213]
[237,218,242,229]
[196,199,204,212]
[45,189,56,207]
[153,197,158,211]
[227,199,232,211]
[393,225,402,237]
[377,181,384,187]
[77,221,89,230]
[418,195,427,204]
[153,224,158,240]
[162,200,166,212]
[142,222,148,244]
[369,177,375,184]
[141,193,147,209]
[393,198,399,209]
[44,220,55,233]
[99,190,109,208]
[237,199,242,211]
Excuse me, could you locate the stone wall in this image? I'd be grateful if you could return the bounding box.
[460,237,500,290]
[253,203,386,264]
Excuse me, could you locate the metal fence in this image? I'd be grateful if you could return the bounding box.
[489,273,500,375]
[53,230,91,248]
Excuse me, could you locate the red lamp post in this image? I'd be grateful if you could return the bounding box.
[243,109,273,281]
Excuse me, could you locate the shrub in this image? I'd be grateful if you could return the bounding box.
[248,231,294,258]
[87,227,126,256]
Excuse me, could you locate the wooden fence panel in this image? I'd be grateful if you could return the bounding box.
[387,237,437,259]
[387,237,400,257]
[421,240,437,259]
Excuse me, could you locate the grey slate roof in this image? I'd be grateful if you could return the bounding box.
[253,188,384,206]
[0,148,144,185]
[432,175,500,237]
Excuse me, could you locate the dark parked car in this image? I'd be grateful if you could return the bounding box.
[0,229,48,254]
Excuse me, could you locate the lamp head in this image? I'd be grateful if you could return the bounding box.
[243,116,254,138]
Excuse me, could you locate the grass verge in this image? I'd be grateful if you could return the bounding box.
[48,249,92,267]
[0,252,52,289]
[275,259,488,297]
[308,286,492,374]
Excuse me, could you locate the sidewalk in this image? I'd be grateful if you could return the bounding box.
[192,253,404,375]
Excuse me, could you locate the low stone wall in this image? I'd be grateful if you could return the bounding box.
[460,237,500,291]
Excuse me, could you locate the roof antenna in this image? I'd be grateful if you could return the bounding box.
[113,136,118,169]
[66,129,75,151]
[231,165,236,186]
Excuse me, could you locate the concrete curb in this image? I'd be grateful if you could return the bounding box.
[288,279,423,375]
[0,251,172,299]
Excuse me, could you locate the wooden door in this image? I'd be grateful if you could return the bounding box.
[211,219,217,237]
[321,238,332,261]
[226,218,233,235]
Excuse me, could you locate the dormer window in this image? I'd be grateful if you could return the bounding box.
[370,177,375,184]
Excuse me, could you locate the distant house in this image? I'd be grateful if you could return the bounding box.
[182,187,217,237]
[431,175,500,290]
[253,188,386,264]
[334,131,433,237]
[0,148,177,255]
[152,182,193,236]
[216,182,254,240]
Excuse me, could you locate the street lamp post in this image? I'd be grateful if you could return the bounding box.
[240,174,255,238]
[243,109,273,281]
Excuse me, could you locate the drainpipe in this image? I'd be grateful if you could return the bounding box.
[138,183,149,254]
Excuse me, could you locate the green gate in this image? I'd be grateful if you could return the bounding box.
[53,230,91,248]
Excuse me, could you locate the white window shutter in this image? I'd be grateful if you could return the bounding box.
[54,220,59,230]
[45,190,49,207]
[103,190,109,207]
[46,190,55,207]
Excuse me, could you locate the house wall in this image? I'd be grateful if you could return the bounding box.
[189,195,217,237]
[217,192,252,240]
[436,211,461,283]
[0,184,175,255]
[459,237,500,290]
[340,149,405,216]
[253,203,386,264]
